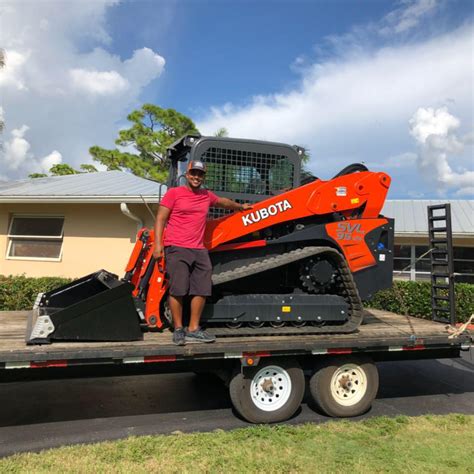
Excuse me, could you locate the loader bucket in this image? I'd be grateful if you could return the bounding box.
[26,270,143,344]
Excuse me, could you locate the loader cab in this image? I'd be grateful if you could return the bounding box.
[167,135,304,216]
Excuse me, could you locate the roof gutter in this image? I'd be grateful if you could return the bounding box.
[394,232,472,240]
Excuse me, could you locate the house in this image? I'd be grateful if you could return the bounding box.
[0,171,163,278]
[383,200,473,282]
[0,172,472,282]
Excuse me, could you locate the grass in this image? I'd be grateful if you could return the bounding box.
[1,415,473,473]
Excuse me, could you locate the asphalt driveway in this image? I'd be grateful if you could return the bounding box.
[0,349,472,457]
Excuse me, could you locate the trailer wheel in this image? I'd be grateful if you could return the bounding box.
[310,356,378,417]
[229,359,305,423]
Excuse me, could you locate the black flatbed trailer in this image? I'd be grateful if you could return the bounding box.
[1,309,471,423]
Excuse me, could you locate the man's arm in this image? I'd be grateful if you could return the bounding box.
[153,205,171,260]
[214,197,252,211]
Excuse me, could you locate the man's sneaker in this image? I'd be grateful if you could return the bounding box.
[185,327,216,344]
[172,327,186,346]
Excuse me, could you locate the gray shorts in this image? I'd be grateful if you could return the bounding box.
[164,246,213,297]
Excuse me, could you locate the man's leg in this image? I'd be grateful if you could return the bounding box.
[188,295,206,332]
[168,295,184,329]
[164,247,190,345]
[185,249,215,343]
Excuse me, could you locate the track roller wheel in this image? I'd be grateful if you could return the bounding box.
[226,321,243,329]
[249,321,265,329]
[270,321,286,328]
[291,321,306,327]
[309,355,379,417]
[229,358,305,423]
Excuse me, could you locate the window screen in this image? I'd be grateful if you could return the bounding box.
[8,216,64,260]
[10,217,63,237]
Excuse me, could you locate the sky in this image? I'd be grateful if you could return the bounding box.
[0,0,473,198]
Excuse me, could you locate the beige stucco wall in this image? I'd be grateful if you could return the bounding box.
[0,203,157,278]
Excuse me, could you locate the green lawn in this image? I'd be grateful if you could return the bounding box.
[1,415,472,473]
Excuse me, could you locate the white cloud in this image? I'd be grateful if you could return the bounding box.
[0,50,29,90]
[380,0,438,35]
[199,25,472,140]
[40,150,63,172]
[409,106,460,144]
[123,47,166,85]
[3,125,31,170]
[1,125,63,175]
[197,19,473,196]
[70,68,129,95]
[456,186,474,196]
[0,1,166,180]
[409,107,474,195]
[311,0,440,61]
[367,152,417,170]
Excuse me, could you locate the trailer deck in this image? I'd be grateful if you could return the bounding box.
[0,309,471,369]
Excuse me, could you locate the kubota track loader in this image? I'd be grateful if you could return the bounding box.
[26,135,393,344]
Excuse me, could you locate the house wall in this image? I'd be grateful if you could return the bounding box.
[393,234,474,283]
[1,203,472,281]
[0,203,157,278]
[394,235,474,246]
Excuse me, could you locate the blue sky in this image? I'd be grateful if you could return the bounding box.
[1,0,473,198]
[106,0,395,110]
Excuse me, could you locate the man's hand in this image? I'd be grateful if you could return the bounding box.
[153,243,164,261]
[215,197,253,211]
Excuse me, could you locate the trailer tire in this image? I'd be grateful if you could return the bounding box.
[310,356,378,417]
[229,371,245,417]
[229,359,305,423]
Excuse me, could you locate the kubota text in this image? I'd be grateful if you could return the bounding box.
[242,200,293,226]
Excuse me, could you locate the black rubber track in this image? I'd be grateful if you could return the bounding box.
[209,246,363,336]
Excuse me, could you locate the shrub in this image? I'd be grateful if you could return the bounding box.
[0,275,72,311]
[369,281,474,323]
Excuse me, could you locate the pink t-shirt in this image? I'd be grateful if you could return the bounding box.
[160,186,219,249]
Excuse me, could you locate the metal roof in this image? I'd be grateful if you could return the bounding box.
[0,171,165,204]
[382,200,473,237]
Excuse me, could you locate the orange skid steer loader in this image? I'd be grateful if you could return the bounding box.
[26,135,393,344]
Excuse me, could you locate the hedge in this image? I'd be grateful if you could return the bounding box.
[0,275,72,312]
[0,275,473,323]
[369,280,474,323]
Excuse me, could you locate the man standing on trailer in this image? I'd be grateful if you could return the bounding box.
[153,160,252,345]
